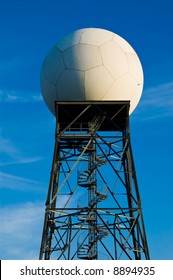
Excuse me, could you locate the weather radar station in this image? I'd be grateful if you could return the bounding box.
[39,28,150,260]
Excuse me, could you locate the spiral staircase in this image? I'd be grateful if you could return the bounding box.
[77,153,108,259]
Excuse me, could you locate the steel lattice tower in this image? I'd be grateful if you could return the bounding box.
[39,101,149,260]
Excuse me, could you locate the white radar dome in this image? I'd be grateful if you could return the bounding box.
[41,28,143,115]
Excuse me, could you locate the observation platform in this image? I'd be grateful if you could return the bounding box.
[55,100,130,132]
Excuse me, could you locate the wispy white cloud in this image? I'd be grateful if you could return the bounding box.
[0,89,43,103]
[0,156,43,167]
[142,81,173,107]
[0,171,46,191]
[0,130,43,166]
[133,81,173,120]
[0,202,44,259]
[0,130,18,156]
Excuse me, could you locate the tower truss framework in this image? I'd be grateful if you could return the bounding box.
[39,101,149,260]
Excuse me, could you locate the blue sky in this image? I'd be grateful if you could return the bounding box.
[0,0,173,259]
